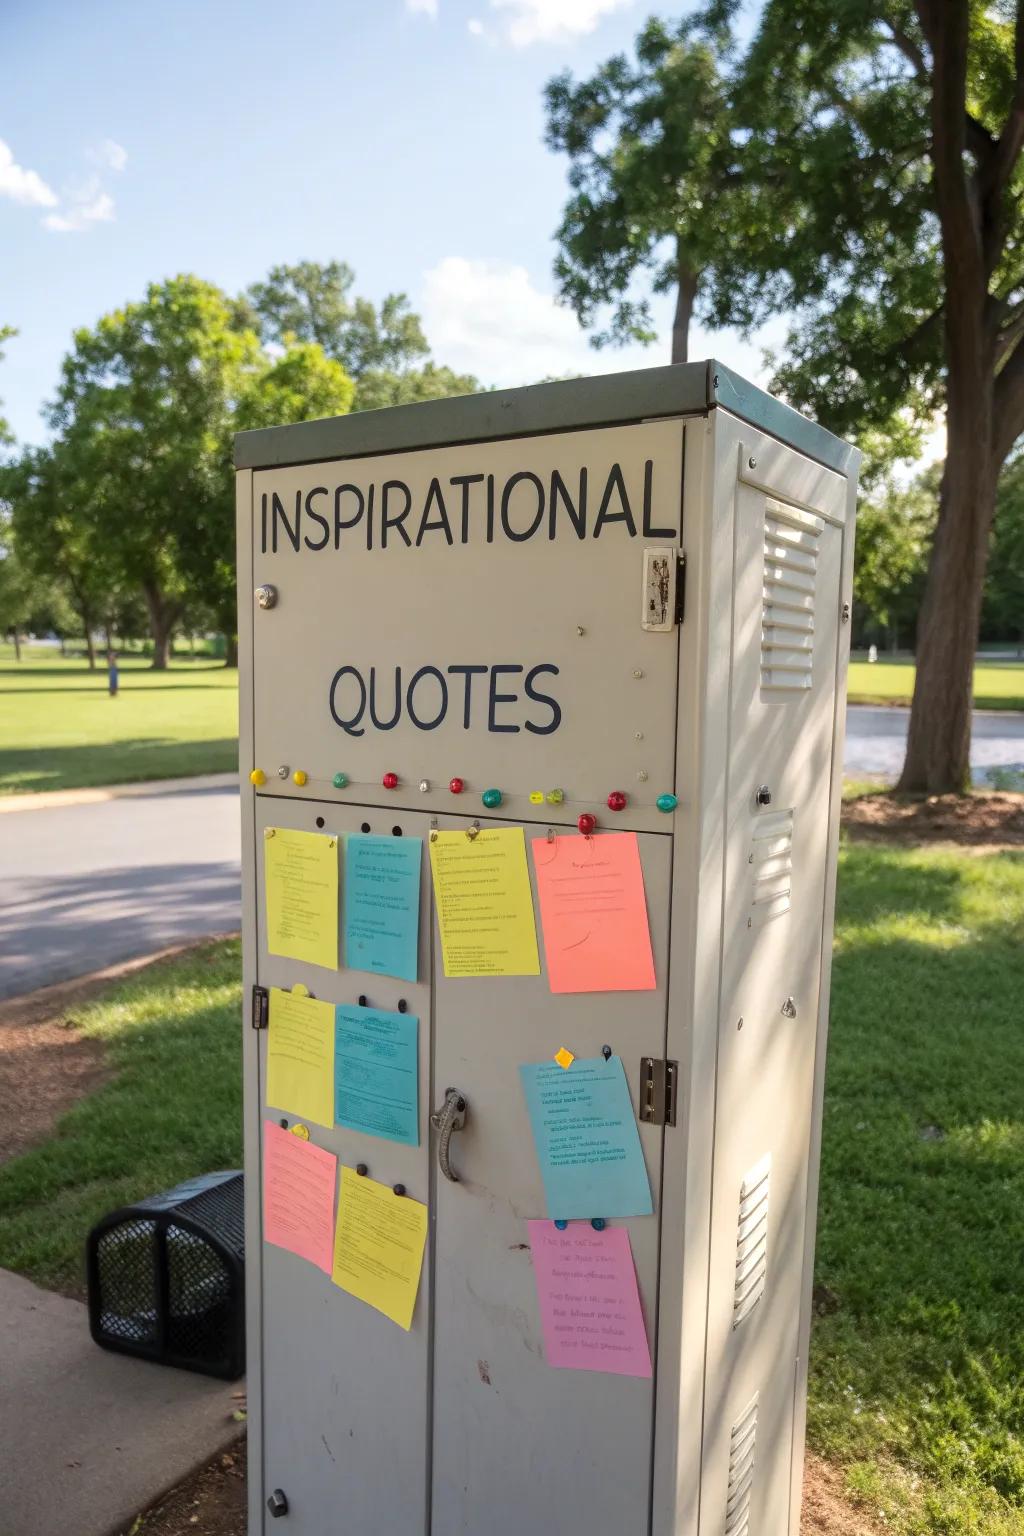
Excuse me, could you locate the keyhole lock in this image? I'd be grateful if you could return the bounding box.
[267,1488,289,1518]
[755,785,772,807]
[255,584,278,610]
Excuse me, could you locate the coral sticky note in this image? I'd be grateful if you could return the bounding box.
[531,832,656,993]
[263,1121,337,1274]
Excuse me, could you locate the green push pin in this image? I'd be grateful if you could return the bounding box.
[482,788,503,809]
[333,772,348,789]
[656,792,678,813]
[545,788,564,805]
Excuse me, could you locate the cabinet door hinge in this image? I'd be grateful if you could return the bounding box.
[251,984,269,1030]
[639,1057,678,1126]
[674,553,687,626]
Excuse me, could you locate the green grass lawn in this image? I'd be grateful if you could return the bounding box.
[0,648,238,795]
[0,844,1022,1532]
[849,657,1024,711]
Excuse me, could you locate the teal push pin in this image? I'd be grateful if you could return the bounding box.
[482,788,502,809]
[656,792,678,813]
[590,1217,606,1231]
[554,1219,569,1231]
[333,772,348,789]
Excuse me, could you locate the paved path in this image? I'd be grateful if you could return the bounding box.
[844,705,1024,783]
[0,779,241,1001]
[0,1267,241,1536]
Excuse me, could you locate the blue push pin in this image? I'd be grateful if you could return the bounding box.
[591,1217,606,1231]
[554,1219,569,1231]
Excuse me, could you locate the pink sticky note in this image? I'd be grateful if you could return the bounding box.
[531,832,656,993]
[527,1220,653,1378]
[263,1120,337,1273]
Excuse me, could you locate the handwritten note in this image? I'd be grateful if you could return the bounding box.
[531,832,655,993]
[265,828,339,970]
[527,1221,652,1377]
[519,1056,653,1220]
[335,1004,419,1145]
[263,1120,337,1273]
[344,835,421,982]
[266,986,335,1127]
[429,828,540,977]
[331,1167,428,1330]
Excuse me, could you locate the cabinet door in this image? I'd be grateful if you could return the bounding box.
[254,798,434,1536]
[430,814,671,1536]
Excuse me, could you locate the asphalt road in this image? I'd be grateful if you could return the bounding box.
[1,704,1021,1001]
[0,782,241,1002]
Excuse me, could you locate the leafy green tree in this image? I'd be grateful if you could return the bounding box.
[546,18,731,363]
[0,326,14,448]
[984,453,1024,646]
[246,261,479,412]
[0,534,35,660]
[854,468,938,648]
[677,1,1024,792]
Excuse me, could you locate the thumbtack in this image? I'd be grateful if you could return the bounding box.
[430,817,439,842]
[577,812,597,837]
[264,827,276,839]
[601,1045,612,1061]
[529,791,544,805]
[546,788,564,805]
[482,788,502,809]
[467,821,481,841]
[449,777,465,795]
[554,1220,568,1231]
[590,1218,606,1232]
[249,768,266,787]
[393,1183,406,1197]
[333,771,348,789]
[607,790,627,811]
[546,827,556,844]
[279,1118,288,1129]
[383,771,399,789]
[419,779,430,793]
[292,769,307,786]
[277,765,289,780]
[356,1164,368,1177]
[358,995,368,1007]
[397,999,408,1013]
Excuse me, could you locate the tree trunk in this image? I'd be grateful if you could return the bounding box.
[225,633,239,668]
[84,629,96,669]
[13,628,21,662]
[143,584,179,671]
[671,252,698,366]
[104,622,113,653]
[897,389,996,792]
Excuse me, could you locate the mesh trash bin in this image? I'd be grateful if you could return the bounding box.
[86,1170,245,1380]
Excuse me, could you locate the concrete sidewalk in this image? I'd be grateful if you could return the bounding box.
[0,1268,243,1536]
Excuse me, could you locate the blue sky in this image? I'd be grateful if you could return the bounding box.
[1,0,776,447]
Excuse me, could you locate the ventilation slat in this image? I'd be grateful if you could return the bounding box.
[733,1157,770,1327]
[749,809,794,927]
[762,497,821,698]
[725,1393,759,1536]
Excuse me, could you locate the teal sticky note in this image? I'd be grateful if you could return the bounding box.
[344,834,421,982]
[518,1056,653,1221]
[335,1004,419,1146]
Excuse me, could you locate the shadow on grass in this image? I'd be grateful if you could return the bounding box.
[810,844,1024,1509]
[0,737,239,796]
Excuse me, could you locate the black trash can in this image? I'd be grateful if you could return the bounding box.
[86,1170,245,1380]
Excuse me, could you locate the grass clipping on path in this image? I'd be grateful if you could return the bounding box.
[0,940,242,1295]
[813,842,1024,1534]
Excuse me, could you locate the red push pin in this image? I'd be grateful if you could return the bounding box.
[577,812,597,836]
[449,777,465,795]
[382,771,399,790]
[607,790,627,811]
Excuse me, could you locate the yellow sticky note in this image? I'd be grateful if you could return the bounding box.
[554,1046,575,1070]
[266,986,335,1128]
[265,828,338,970]
[331,1167,428,1331]
[428,827,540,978]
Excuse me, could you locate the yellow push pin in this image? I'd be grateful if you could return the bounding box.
[529,791,545,805]
[292,769,308,786]
[249,768,266,786]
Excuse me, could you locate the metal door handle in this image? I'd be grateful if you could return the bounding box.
[431,1088,468,1182]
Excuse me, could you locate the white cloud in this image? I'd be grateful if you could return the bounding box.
[43,181,115,234]
[0,139,57,208]
[94,138,127,172]
[467,17,484,33]
[421,256,657,384]
[469,0,634,47]
[405,0,438,15]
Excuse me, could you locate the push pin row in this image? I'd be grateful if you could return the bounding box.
[247,767,680,815]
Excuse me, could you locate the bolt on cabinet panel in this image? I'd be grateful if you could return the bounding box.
[236,370,857,1536]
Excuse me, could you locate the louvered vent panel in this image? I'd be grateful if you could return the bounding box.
[725,1394,759,1536]
[761,499,824,697]
[750,808,794,927]
[733,1155,770,1327]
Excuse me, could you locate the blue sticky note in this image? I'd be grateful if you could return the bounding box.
[335,1005,419,1146]
[518,1056,653,1221]
[344,834,421,982]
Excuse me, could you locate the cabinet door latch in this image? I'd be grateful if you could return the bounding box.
[639,1057,678,1126]
[251,984,270,1030]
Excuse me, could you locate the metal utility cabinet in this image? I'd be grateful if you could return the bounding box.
[235,362,859,1536]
